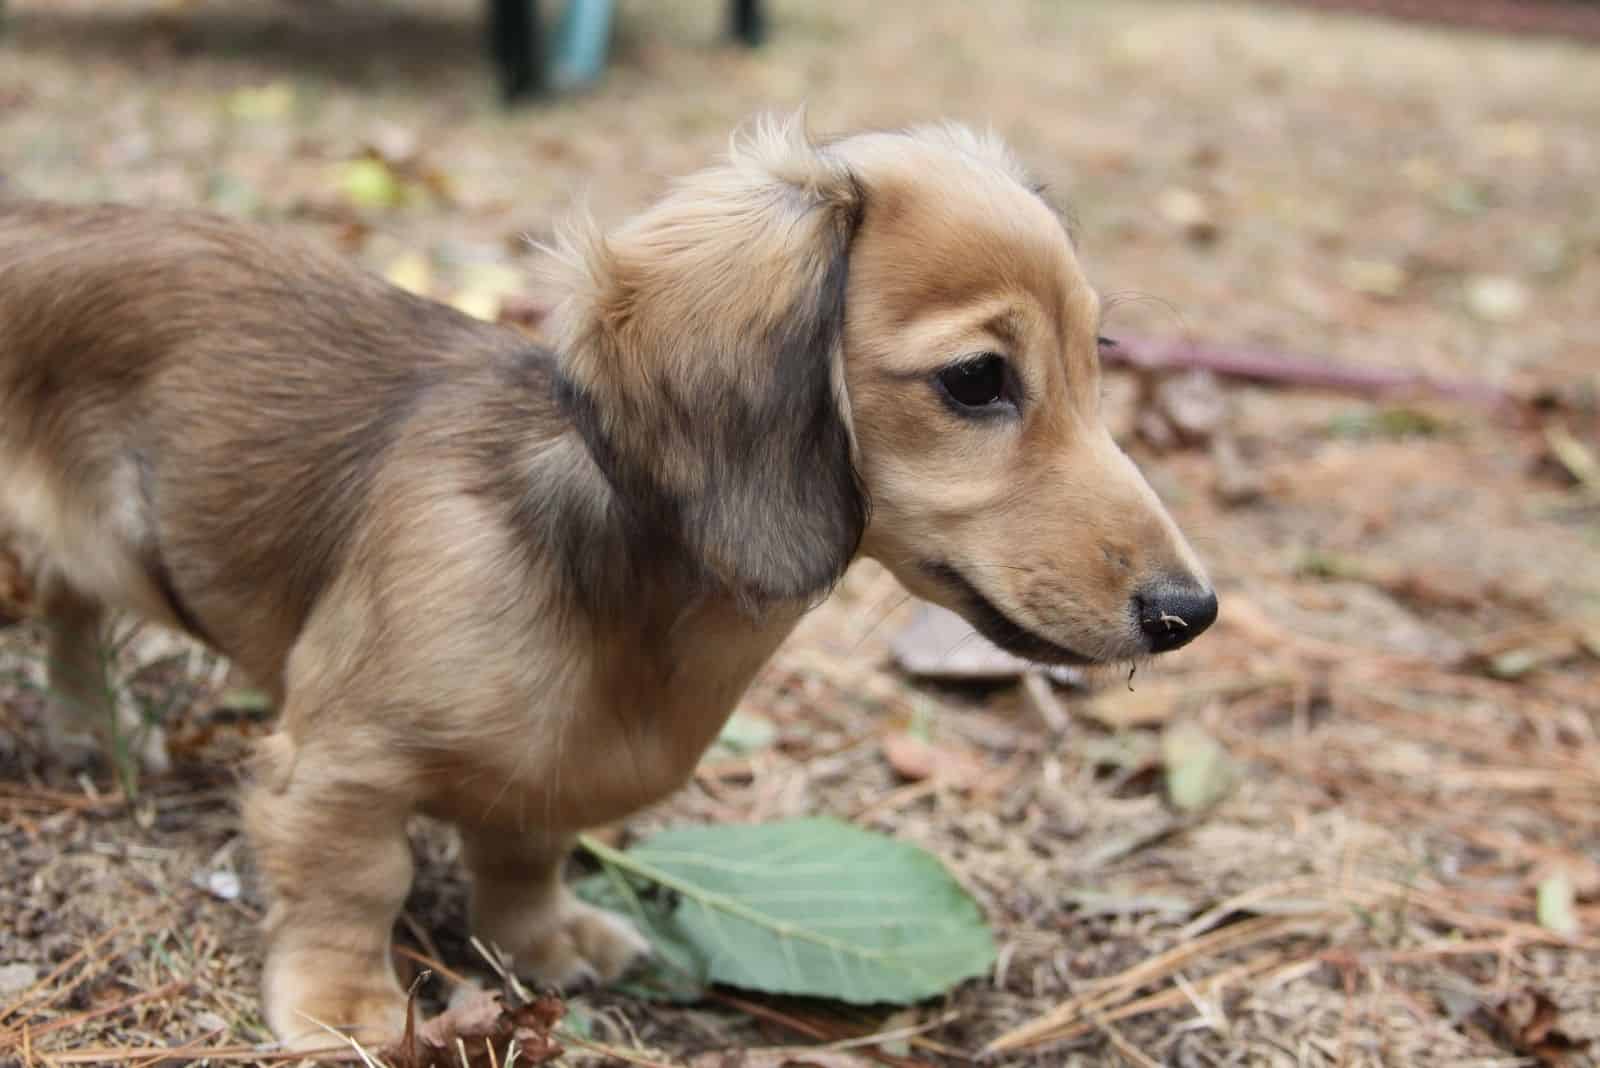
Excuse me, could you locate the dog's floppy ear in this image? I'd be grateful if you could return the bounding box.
[546,117,866,607]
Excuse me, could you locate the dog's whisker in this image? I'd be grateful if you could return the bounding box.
[848,591,912,653]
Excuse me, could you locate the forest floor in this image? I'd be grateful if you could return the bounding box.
[1,1,1597,1065]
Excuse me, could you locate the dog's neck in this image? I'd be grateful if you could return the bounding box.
[480,345,779,629]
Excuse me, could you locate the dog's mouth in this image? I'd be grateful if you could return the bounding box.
[920,561,1098,666]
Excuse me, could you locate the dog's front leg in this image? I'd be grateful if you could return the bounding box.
[460,826,650,987]
[244,732,414,1050]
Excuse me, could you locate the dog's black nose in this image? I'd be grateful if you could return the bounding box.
[1134,580,1218,653]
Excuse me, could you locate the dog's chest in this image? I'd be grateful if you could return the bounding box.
[440,604,799,830]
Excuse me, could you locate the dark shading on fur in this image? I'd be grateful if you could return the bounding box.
[920,560,1093,665]
[460,345,696,622]
[561,199,869,611]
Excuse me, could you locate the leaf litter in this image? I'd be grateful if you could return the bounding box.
[2,0,1599,1065]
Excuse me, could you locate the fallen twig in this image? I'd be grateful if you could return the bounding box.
[984,914,1325,1054]
[0,906,167,1026]
[0,979,187,1044]
[987,951,1294,1054]
[705,992,936,1068]
[1104,335,1524,418]
[1087,1010,1162,1068]
[1274,0,1600,44]
[36,1044,355,1064]
[1544,421,1600,497]
[557,1030,683,1068]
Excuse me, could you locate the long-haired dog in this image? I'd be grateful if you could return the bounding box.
[0,118,1215,1047]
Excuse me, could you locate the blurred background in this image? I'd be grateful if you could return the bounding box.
[1,1,1597,1064]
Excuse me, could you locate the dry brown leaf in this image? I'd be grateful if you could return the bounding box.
[0,545,34,623]
[880,730,984,786]
[382,987,563,1068]
[1155,370,1226,445]
[1476,988,1588,1067]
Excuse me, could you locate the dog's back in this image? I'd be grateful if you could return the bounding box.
[0,201,529,685]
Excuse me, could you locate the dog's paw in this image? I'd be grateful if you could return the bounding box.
[266,976,408,1052]
[511,895,651,989]
[263,943,407,1051]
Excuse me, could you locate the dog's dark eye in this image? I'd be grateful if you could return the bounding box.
[936,355,1009,412]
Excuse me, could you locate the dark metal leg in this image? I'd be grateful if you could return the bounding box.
[730,0,764,47]
[489,0,545,103]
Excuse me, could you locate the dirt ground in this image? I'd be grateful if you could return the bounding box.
[2,1,1598,1065]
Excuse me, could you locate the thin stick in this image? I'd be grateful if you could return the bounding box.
[1325,936,1518,966]
[707,990,834,1042]
[38,1045,354,1064]
[1088,1010,1163,1068]
[0,980,187,1043]
[556,1030,682,1068]
[400,910,450,977]
[127,1027,226,1068]
[988,951,1292,1053]
[295,1010,385,1068]
[852,778,940,821]
[705,992,933,1068]
[983,918,1314,1056]
[1103,334,1520,416]
[0,906,163,1024]
[818,1010,960,1052]
[393,945,472,987]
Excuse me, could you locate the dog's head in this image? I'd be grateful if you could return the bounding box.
[547,117,1215,663]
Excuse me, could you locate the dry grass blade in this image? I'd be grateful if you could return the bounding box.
[1083,912,1312,997]
[818,1011,960,1053]
[0,979,187,1044]
[990,951,1294,1054]
[705,992,936,1068]
[555,1031,683,1067]
[1544,421,1600,497]
[983,913,1327,1054]
[3,2,1599,1063]
[299,1010,388,1068]
[0,905,165,1025]
[1087,1010,1162,1068]
[127,1026,227,1068]
[394,945,472,987]
[37,1045,357,1064]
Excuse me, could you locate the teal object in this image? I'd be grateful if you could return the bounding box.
[549,0,616,91]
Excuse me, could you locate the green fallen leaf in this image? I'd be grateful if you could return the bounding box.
[1327,406,1447,440]
[337,158,406,211]
[1537,871,1579,937]
[1163,721,1234,812]
[576,818,995,1005]
[706,711,777,759]
[226,82,295,122]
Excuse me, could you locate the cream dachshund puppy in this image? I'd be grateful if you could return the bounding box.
[0,118,1216,1048]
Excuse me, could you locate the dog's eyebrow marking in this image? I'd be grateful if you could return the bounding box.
[982,310,1026,354]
